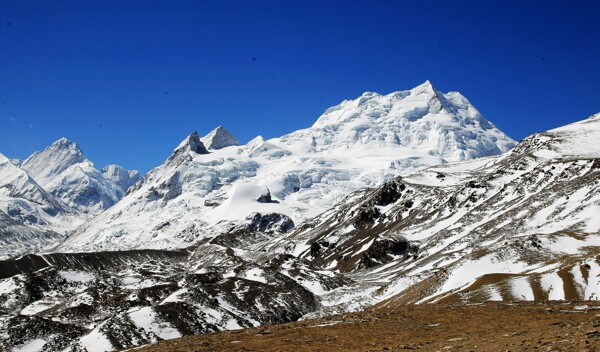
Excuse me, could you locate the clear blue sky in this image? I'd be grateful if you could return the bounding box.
[1,1,599,173]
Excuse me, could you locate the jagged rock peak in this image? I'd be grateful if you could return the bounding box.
[201,125,240,150]
[172,132,209,157]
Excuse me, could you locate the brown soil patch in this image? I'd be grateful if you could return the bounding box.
[131,301,600,352]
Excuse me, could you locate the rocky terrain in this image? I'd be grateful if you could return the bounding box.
[133,301,600,352]
[0,83,598,352]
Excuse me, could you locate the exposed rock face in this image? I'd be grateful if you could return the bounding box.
[243,213,295,234]
[187,132,210,154]
[166,132,209,165]
[201,126,240,150]
[358,236,419,269]
[256,188,278,203]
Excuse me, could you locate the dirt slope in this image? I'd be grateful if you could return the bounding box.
[132,301,600,352]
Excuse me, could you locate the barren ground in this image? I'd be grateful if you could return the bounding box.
[132,301,600,352]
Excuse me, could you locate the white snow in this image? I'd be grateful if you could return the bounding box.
[509,277,534,301]
[12,338,46,352]
[20,138,128,213]
[79,327,114,352]
[128,307,181,339]
[440,255,530,294]
[0,278,19,295]
[20,299,61,315]
[485,285,503,301]
[243,268,267,284]
[540,272,565,300]
[57,81,516,252]
[58,270,95,283]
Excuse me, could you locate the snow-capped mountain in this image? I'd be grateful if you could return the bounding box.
[284,80,513,159]
[101,164,142,193]
[262,112,600,305]
[57,81,515,252]
[0,139,141,259]
[20,138,137,213]
[1,112,598,352]
[20,138,87,187]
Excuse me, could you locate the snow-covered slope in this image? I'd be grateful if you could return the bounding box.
[0,153,75,259]
[20,138,86,187]
[20,138,138,213]
[58,81,515,252]
[101,164,142,193]
[263,111,600,306]
[0,153,68,226]
[0,139,142,258]
[0,210,64,260]
[283,80,513,159]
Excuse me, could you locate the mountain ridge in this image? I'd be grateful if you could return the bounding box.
[55,82,516,253]
[1,105,599,351]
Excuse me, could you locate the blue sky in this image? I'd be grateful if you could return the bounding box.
[1,1,599,173]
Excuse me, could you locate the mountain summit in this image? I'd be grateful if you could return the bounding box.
[201,126,240,150]
[19,138,139,214]
[59,82,516,252]
[21,137,86,187]
[302,80,514,160]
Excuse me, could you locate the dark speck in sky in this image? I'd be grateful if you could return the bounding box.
[252,57,256,62]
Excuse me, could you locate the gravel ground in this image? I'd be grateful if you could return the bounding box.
[130,301,600,352]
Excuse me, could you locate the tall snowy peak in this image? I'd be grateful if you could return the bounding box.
[101,164,142,193]
[20,138,126,213]
[201,126,240,150]
[279,80,515,161]
[21,137,86,187]
[58,82,518,253]
[257,112,600,308]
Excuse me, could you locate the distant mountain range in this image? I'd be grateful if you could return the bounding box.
[56,80,515,253]
[1,82,598,352]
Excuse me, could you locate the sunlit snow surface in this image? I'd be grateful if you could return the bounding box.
[0,138,140,259]
[58,81,515,252]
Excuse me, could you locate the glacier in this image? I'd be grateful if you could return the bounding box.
[57,81,516,252]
